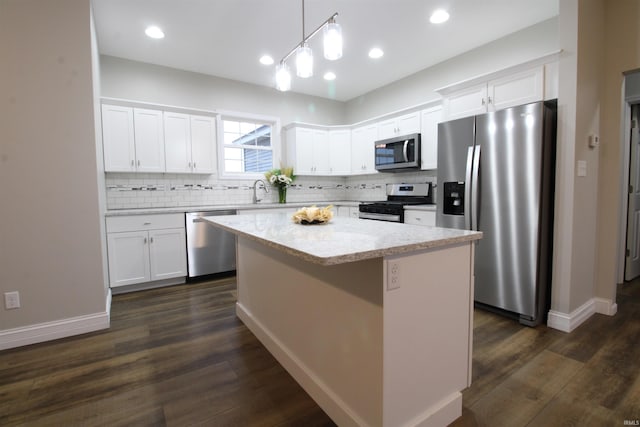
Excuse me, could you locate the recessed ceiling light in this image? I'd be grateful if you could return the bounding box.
[145,25,165,39]
[259,55,274,65]
[429,9,450,24]
[324,71,336,81]
[368,47,384,59]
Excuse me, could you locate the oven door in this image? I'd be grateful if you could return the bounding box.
[358,204,403,222]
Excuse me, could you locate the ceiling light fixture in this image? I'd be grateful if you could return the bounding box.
[368,47,384,59]
[324,71,336,81]
[429,9,450,24]
[260,55,274,65]
[275,0,342,91]
[145,25,165,39]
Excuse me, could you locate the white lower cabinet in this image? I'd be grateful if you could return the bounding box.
[404,209,436,227]
[337,206,360,218]
[106,214,187,288]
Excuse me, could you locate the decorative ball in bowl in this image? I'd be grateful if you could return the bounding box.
[292,205,334,225]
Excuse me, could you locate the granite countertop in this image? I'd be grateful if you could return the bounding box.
[203,213,481,266]
[104,201,360,216]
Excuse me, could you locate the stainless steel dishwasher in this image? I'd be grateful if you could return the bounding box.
[185,210,237,277]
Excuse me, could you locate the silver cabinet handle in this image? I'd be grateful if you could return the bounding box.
[143,222,151,225]
[143,237,147,244]
[131,160,134,166]
[150,237,154,243]
[481,98,486,106]
[137,160,141,166]
[193,162,196,169]
[487,96,492,104]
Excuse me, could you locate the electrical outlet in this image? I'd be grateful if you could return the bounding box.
[4,291,20,309]
[387,261,400,290]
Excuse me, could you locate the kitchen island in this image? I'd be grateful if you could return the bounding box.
[204,213,482,427]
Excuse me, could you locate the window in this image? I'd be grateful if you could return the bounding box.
[219,115,277,177]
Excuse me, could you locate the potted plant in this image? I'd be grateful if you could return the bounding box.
[265,166,295,203]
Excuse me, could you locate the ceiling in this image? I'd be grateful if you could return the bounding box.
[91,0,559,102]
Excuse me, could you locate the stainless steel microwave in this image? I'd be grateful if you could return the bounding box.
[374,133,421,171]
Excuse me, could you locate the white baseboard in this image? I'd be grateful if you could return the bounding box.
[594,297,618,316]
[0,292,111,351]
[547,296,617,333]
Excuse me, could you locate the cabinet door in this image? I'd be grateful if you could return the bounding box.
[164,112,192,173]
[148,228,187,281]
[377,117,399,140]
[397,111,421,135]
[328,129,351,175]
[288,127,314,174]
[444,84,487,120]
[107,231,150,287]
[102,104,136,172]
[420,106,442,170]
[312,129,330,174]
[351,124,378,175]
[488,67,544,112]
[134,108,166,172]
[404,210,436,227]
[190,115,216,174]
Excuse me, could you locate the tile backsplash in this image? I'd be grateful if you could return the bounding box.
[105,170,437,210]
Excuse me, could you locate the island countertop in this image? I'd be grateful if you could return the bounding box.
[203,213,482,266]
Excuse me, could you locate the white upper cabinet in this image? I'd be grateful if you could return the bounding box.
[164,112,192,173]
[328,129,351,175]
[351,124,378,175]
[443,66,544,120]
[133,108,166,173]
[285,126,334,175]
[488,67,544,112]
[102,104,136,172]
[189,115,216,174]
[164,113,216,174]
[420,106,442,170]
[102,105,165,172]
[377,111,421,140]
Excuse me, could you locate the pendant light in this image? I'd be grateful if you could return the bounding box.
[275,62,292,92]
[296,43,313,78]
[273,0,342,91]
[323,18,342,60]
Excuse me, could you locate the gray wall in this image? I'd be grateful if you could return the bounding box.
[0,0,106,331]
[100,56,347,127]
[345,18,559,123]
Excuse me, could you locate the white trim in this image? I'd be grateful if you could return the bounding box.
[236,302,368,427]
[594,297,618,316]
[0,310,110,351]
[106,288,112,322]
[547,299,596,333]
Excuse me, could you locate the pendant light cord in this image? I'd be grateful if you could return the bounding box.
[301,0,306,44]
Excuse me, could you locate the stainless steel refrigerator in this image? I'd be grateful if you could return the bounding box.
[436,101,556,326]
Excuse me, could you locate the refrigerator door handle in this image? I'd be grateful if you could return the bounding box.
[471,145,481,231]
[465,146,474,230]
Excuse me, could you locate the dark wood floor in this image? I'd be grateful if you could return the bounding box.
[1,277,639,427]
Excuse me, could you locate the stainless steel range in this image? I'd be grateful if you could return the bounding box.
[359,183,433,223]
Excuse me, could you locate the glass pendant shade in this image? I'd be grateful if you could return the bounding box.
[295,43,313,78]
[275,62,291,91]
[323,21,342,60]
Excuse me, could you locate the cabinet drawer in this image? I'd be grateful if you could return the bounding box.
[404,210,436,227]
[106,213,185,233]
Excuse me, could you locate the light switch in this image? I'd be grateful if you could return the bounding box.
[577,160,587,177]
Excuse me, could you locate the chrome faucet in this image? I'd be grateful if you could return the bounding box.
[253,179,270,203]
